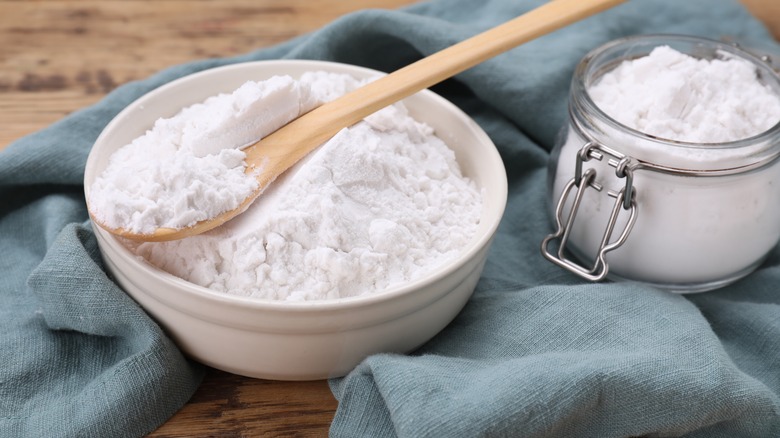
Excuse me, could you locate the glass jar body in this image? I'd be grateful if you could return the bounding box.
[546,35,780,293]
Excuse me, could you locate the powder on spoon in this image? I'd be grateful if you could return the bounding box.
[106,72,482,301]
[88,72,355,234]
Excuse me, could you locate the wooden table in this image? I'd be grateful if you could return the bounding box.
[1,1,776,436]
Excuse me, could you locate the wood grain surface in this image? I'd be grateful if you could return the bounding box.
[0,0,417,149]
[1,1,777,437]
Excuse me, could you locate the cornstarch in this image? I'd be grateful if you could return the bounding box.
[119,72,482,301]
[588,45,780,143]
[551,42,780,288]
[89,72,356,234]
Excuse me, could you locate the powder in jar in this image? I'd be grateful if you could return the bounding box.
[588,45,780,143]
[121,73,482,301]
[550,42,780,289]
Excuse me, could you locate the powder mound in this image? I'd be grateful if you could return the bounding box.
[132,74,483,301]
[588,45,780,143]
[89,73,342,234]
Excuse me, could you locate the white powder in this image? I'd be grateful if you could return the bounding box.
[89,73,350,234]
[114,73,482,301]
[551,44,780,290]
[589,45,780,143]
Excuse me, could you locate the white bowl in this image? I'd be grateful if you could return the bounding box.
[84,60,507,380]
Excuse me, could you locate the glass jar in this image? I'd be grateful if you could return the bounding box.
[541,35,780,293]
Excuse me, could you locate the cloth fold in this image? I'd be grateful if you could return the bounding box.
[1,0,779,436]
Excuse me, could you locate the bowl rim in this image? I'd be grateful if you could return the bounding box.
[86,59,508,313]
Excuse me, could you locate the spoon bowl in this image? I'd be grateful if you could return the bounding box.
[84,59,508,379]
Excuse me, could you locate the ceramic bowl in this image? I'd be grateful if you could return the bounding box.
[84,60,507,380]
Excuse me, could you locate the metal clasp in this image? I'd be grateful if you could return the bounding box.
[541,142,639,281]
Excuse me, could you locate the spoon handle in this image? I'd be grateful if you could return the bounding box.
[117,0,624,241]
[244,0,625,188]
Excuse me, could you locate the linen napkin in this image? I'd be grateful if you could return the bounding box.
[1,0,778,437]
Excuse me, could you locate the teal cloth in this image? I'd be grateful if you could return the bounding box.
[1,0,778,436]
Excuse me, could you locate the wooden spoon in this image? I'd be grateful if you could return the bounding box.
[96,0,625,241]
